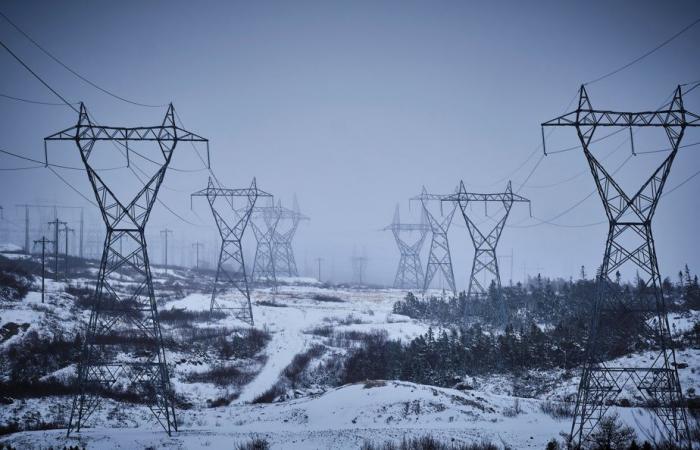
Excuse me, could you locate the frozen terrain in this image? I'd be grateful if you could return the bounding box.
[1,250,699,449]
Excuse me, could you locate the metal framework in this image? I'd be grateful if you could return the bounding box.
[384,205,429,289]
[443,181,529,305]
[46,103,208,436]
[191,177,271,323]
[411,187,457,295]
[542,85,698,447]
[250,204,282,283]
[272,199,309,278]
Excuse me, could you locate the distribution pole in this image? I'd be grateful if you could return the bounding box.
[315,257,323,282]
[542,85,698,447]
[192,242,203,270]
[33,236,54,303]
[64,225,74,279]
[161,228,172,274]
[47,218,66,280]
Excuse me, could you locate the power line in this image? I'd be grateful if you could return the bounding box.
[0,38,203,227]
[0,147,125,171]
[509,154,634,229]
[0,164,42,171]
[0,92,78,106]
[584,17,700,85]
[0,10,166,108]
[47,166,98,207]
[0,38,78,113]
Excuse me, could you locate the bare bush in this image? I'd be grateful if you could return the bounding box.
[360,435,499,450]
[539,399,574,419]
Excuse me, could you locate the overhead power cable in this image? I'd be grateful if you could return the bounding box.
[0,92,78,106]
[0,38,202,227]
[584,17,700,85]
[0,10,166,108]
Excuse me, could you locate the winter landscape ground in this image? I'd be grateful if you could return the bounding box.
[1,247,699,449]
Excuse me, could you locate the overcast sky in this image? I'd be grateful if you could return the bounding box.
[1,1,699,287]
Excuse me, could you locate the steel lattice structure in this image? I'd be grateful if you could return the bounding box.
[411,187,457,295]
[191,177,271,323]
[272,199,309,278]
[384,205,429,289]
[443,181,529,308]
[542,85,698,448]
[46,103,208,436]
[250,204,282,283]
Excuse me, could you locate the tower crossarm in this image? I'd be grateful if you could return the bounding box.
[542,106,700,128]
[382,223,430,232]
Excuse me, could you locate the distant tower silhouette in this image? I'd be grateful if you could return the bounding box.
[384,204,429,289]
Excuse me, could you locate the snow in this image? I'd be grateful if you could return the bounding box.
[0,381,666,450]
[0,243,23,252]
[1,262,699,449]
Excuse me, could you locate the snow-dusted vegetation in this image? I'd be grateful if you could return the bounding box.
[1,250,699,449]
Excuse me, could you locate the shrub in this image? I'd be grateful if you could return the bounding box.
[235,438,270,450]
[360,435,498,450]
[311,294,344,303]
[185,364,254,388]
[539,399,574,419]
[251,382,286,404]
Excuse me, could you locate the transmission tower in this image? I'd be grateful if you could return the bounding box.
[384,204,429,289]
[443,181,529,309]
[45,103,208,436]
[191,177,271,323]
[272,198,309,278]
[250,203,282,284]
[542,85,697,447]
[411,187,457,296]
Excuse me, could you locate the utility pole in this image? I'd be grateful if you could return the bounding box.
[47,218,66,280]
[315,257,324,282]
[64,225,75,279]
[33,236,54,303]
[16,204,84,255]
[192,242,203,270]
[161,228,172,274]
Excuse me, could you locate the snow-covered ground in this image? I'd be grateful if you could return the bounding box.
[1,258,699,449]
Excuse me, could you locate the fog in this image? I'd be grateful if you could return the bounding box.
[1,0,700,287]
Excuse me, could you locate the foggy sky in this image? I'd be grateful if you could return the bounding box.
[1,1,700,287]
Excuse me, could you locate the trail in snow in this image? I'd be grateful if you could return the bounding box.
[236,305,310,403]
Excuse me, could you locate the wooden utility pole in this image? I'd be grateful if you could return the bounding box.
[47,218,67,280]
[160,228,173,274]
[315,257,323,282]
[192,242,203,270]
[33,236,54,303]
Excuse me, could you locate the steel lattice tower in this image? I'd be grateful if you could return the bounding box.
[411,187,457,296]
[542,85,698,448]
[251,204,282,283]
[272,199,309,278]
[384,205,429,289]
[191,177,271,323]
[443,181,530,305]
[45,103,208,436]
